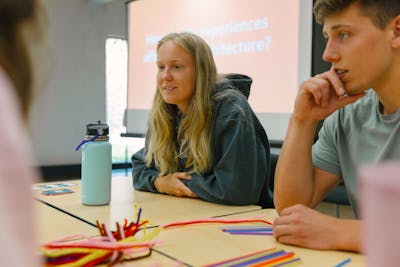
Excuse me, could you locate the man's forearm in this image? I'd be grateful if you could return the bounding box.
[274,116,318,212]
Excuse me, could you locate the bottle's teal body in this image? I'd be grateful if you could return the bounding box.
[81,140,112,205]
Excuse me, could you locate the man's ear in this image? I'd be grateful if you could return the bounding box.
[392,15,400,48]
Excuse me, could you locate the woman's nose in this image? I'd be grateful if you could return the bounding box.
[162,68,173,80]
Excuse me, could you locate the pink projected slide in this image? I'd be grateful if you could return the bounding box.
[128,0,301,114]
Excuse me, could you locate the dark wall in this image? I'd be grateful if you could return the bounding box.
[311,17,331,140]
[312,17,331,76]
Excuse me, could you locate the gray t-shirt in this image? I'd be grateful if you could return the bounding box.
[312,89,400,217]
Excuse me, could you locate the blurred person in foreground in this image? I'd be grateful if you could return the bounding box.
[0,0,47,265]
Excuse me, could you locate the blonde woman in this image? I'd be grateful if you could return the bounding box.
[0,0,46,265]
[132,32,272,207]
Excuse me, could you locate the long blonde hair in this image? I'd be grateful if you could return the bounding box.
[145,32,217,175]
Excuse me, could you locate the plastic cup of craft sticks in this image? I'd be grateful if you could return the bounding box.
[359,161,400,267]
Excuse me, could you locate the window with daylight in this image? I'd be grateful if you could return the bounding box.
[105,37,144,168]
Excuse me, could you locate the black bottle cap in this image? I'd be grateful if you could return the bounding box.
[86,122,109,136]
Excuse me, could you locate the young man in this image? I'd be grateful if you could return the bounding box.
[273,0,400,252]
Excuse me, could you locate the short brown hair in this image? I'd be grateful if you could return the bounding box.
[314,0,400,29]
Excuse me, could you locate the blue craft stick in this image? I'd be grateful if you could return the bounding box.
[223,228,273,232]
[223,229,272,233]
[222,227,273,230]
[219,225,273,229]
[225,230,272,233]
[230,250,288,267]
[333,258,351,267]
[271,257,302,267]
[135,207,142,226]
[222,228,272,232]
[229,232,273,236]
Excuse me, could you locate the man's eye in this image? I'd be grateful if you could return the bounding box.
[158,65,165,71]
[174,65,182,69]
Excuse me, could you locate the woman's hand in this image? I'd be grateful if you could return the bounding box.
[154,172,197,198]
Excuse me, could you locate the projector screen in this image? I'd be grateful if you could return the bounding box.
[126,0,313,142]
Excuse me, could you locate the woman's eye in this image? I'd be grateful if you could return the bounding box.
[339,31,349,40]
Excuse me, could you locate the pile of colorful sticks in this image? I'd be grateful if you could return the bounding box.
[40,208,160,266]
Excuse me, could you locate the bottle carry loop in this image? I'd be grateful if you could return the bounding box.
[75,131,100,151]
[75,121,109,151]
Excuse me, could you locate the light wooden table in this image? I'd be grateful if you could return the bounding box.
[35,179,365,267]
[153,209,365,267]
[34,176,261,228]
[35,200,98,244]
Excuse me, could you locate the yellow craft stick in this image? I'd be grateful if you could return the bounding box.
[40,247,98,257]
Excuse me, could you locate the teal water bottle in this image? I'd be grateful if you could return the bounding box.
[76,122,112,205]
